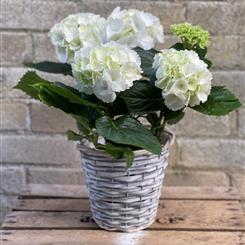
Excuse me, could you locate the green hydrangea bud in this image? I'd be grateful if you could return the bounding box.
[171,22,210,49]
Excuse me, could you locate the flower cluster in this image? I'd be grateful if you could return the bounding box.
[153,49,212,111]
[49,13,106,63]
[49,9,213,108]
[49,8,164,102]
[171,22,210,49]
[72,42,142,103]
[106,7,164,50]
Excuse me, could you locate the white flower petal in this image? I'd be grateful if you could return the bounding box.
[164,93,188,111]
[106,7,164,50]
[49,13,106,63]
[153,49,212,109]
[72,42,142,102]
[55,46,68,63]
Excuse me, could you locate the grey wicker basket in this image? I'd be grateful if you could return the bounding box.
[78,131,173,232]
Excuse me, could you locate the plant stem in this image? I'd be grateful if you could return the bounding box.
[151,110,165,139]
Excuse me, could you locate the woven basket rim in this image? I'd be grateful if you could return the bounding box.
[77,130,174,157]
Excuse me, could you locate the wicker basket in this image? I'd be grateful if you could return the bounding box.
[78,131,173,232]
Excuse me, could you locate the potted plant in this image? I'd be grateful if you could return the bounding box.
[15,7,242,232]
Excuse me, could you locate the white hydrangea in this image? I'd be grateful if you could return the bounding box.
[106,7,164,50]
[153,49,212,111]
[49,13,106,63]
[72,42,142,103]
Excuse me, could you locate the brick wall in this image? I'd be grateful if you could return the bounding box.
[1,0,245,222]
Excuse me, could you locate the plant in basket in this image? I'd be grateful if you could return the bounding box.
[15,7,242,232]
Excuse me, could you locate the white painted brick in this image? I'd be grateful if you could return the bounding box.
[164,170,229,186]
[168,108,231,137]
[33,32,57,62]
[208,36,243,69]
[187,2,245,35]
[31,103,76,133]
[27,167,84,185]
[238,108,245,137]
[1,135,81,166]
[178,138,245,168]
[1,0,80,30]
[1,32,32,65]
[212,71,245,101]
[2,101,29,130]
[0,167,26,194]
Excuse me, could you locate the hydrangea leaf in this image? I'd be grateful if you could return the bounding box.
[96,116,162,155]
[170,43,185,51]
[25,62,72,76]
[105,143,134,169]
[164,110,185,124]
[119,80,164,113]
[67,130,84,141]
[134,47,158,78]
[192,86,243,116]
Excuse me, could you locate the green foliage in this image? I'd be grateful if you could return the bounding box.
[14,71,50,100]
[202,58,212,69]
[192,86,242,116]
[96,116,162,155]
[72,115,92,135]
[105,143,134,169]
[134,47,157,79]
[171,22,210,49]
[25,62,72,76]
[164,110,185,124]
[67,130,84,141]
[170,43,185,51]
[15,71,100,118]
[119,80,164,113]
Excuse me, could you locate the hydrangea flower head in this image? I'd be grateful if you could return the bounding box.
[72,42,142,103]
[106,7,164,50]
[153,49,212,111]
[49,13,106,63]
[171,22,210,49]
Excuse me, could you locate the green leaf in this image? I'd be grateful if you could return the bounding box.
[194,46,207,59]
[164,109,185,124]
[54,82,81,97]
[15,71,100,128]
[25,62,72,76]
[134,47,158,78]
[67,130,84,141]
[105,143,134,168]
[170,43,185,51]
[96,116,162,155]
[192,86,242,116]
[38,86,91,118]
[14,71,50,100]
[72,115,92,135]
[36,83,98,110]
[146,112,159,125]
[110,97,129,116]
[119,80,165,113]
[15,71,99,110]
[202,58,212,69]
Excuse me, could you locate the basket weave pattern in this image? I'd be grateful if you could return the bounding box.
[78,135,171,232]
